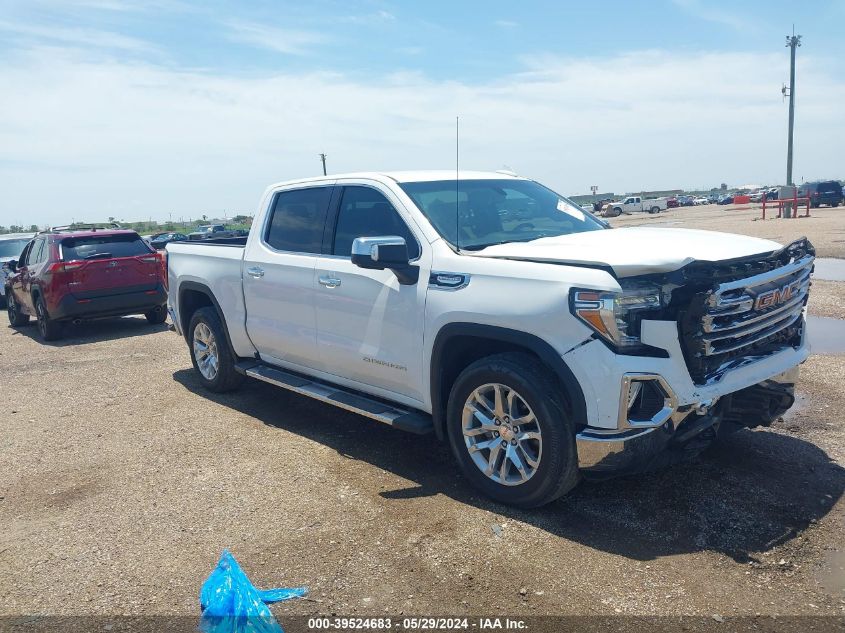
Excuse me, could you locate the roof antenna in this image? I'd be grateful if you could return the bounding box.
[455,115,460,251]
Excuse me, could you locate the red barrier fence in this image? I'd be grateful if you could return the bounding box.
[761,192,811,220]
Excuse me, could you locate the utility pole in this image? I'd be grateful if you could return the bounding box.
[785,28,801,186]
[319,153,327,176]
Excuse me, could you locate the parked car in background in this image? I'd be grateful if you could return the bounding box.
[678,196,695,207]
[797,181,843,208]
[694,197,709,205]
[4,227,167,341]
[167,170,814,508]
[666,197,679,208]
[0,233,36,307]
[188,224,238,241]
[150,232,189,249]
[708,194,721,203]
[604,196,667,216]
[718,195,734,205]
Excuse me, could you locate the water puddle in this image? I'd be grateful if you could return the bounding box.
[817,548,845,597]
[812,258,845,282]
[807,316,845,354]
[806,316,845,355]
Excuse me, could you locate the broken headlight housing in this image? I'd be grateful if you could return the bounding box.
[571,282,665,354]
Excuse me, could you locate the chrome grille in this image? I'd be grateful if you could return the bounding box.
[683,253,813,383]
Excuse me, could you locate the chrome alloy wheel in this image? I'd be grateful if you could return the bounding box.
[462,383,542,486]
[193,322,219,381]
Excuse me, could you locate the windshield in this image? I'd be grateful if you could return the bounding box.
[0,239,31,258]
[399,179,605,250]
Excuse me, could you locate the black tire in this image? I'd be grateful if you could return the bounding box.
[145,306,167,324]
[650,206,660,214]
[188,306,243,393]
[446,353,580,508]
[6,291,30,327]
[611,207,622,216]
[34,294,62,341]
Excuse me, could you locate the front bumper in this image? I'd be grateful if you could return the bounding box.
[566,317,807,478]
[575,366,798,477]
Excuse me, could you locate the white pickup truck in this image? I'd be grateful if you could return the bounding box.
[167,171,813,507]
[605,196,668,217]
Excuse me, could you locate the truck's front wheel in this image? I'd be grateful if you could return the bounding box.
[188,307,243,393]
[446,353,580,508]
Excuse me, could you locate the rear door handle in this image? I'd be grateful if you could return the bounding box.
[318,275,341,288]
[246,266,264,278]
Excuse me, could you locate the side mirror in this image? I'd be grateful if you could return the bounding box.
[6,259,17,273]
[351,236,418,285]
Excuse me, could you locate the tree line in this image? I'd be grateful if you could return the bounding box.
[0,215,254,235]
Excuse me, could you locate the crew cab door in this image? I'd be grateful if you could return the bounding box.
[313,183,429,403]
[242,184,335,368]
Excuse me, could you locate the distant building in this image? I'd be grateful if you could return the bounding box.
[569,192,615,204]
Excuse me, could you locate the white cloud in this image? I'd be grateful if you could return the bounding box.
[670,0,752,31]
[0,20,157,53]
[494,20,519,28]
[342,10,396,25]
[225,20,328,55]
[0,47,843,225]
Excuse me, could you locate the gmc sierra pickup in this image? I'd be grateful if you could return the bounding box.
[167,171,814,508]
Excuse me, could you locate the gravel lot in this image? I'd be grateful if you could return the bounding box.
[1,210,843,622]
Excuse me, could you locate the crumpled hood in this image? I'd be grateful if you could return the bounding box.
[469,227,783,277]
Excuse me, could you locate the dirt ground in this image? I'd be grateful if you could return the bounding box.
[610,204,845,258]
[1,210,844,622]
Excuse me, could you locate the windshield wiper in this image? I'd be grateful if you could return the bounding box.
[83,252,113,260]
[461,235,552,251]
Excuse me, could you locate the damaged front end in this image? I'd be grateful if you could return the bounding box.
[572,239,813,479]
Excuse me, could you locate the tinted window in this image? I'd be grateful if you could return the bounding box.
[817,181,842,193]
[265,187,332,253]
[0,238,31,258]
[332,186,420,258]
[27,238,45,265]
[61,234,151,260]
[399,179,604,250]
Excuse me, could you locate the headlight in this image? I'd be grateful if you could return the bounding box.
[572,283,663,352]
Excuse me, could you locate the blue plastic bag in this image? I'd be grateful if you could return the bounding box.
[199,550,308,633]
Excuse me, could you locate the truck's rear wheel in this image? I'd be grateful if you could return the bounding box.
[188,307,243,392]
[650,206,660,214]
[446,353,579,508]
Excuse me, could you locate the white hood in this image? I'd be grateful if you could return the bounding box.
[470,227,782,277]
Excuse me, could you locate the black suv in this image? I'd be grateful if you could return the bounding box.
[797,181,843,208]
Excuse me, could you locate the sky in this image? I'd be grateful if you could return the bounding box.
[1,0,844,226]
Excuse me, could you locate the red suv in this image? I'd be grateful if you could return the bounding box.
[4,227,167,341]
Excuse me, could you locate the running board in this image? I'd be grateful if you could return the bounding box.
[235,360,433,435]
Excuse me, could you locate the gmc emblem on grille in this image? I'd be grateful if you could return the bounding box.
[754,279,802,310]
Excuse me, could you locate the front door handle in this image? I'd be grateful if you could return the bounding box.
[246,266,264,278]
[318,275,341,288]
